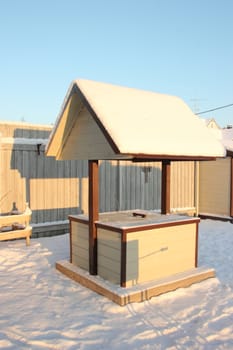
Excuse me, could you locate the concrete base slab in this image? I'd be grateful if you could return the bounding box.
[56,260,216,306]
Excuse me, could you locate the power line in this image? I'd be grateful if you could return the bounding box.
[195,103,233,115]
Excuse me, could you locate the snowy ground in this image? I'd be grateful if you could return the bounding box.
[1,219,233,350]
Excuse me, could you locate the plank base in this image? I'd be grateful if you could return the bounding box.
[56,260,215,306]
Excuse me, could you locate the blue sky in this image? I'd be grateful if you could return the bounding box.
[0,0,233,127]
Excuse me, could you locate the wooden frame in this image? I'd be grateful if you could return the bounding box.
[230,157,233,218]
[0,203,32,246]
[56,260,215,306]
[88,160,99,275]
[161,160,171,214]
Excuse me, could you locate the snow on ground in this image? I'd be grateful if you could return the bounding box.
[0,220,233,349]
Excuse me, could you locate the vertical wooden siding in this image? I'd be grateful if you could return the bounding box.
[199,158,231,216]
[170,161,195,213]
[1,143,88,222]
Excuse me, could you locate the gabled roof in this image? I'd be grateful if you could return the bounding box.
[46,79,225,161]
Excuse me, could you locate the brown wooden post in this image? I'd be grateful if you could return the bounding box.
[161,160,171,214]
[230,157,233,218]
[195,221,199,267]
[120,232,127,288]
[88,160,99,275]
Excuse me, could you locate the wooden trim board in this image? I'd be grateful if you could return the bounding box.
[230,157,233,218]
[161,160,171,214]
[56,260,215,306]
[199,214,233,223]
[95,217,200,234]
[88,160,99,275]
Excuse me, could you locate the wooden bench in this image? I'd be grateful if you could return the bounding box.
[0,203,32,246]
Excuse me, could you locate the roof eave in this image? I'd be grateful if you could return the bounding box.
[131,154,219,162]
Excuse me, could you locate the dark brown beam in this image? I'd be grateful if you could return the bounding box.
[88,160,99,275]
[161,160,171,215]
[230,157,233,218]
[120,232,127,288]
[132,155,217,162]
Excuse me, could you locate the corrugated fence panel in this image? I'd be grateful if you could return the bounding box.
[170,161,195,212]
[99,161,162,212]
[1,123,197,235]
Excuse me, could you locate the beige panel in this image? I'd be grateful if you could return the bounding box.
[71,221,89,270]
[97,228,121,247]
[72,254,89,271]
[199,158,231,216]
[98,255,121,274]
[47,94,82,157]
[30,178,78,210]
[95,265,120,285]
[0,148,26,214]
[72,245,88,260]
[60,108,116,160]
[71,222,88,239]
[72,236,89,251]
[126,223,196,287]
[97,228,121,284]
[171,161,195,213]
[98,244,121,262]
[81,178,88,214]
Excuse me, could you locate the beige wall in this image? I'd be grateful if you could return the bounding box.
[125,223,196,287]
[71,221,89,270]
[60,106,116,160]
[97,228,121,284]
[199,158,231,216]
[0,143,26,213]
[80,222,197,287]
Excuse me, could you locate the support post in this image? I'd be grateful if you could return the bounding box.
[161,160,171,215]
[230,157,233,218]
[88,160,99,275]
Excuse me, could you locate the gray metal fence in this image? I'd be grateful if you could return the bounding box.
[0,122,196,236]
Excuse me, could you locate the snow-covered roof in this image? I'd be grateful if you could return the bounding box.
[46,79,225,160]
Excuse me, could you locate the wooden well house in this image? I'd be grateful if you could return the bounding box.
[46,79,225,305]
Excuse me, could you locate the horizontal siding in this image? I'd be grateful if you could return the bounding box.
[71,221,89,270]
[72,255,89,271]
[97,228,121,247]
[97,228,121,284]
